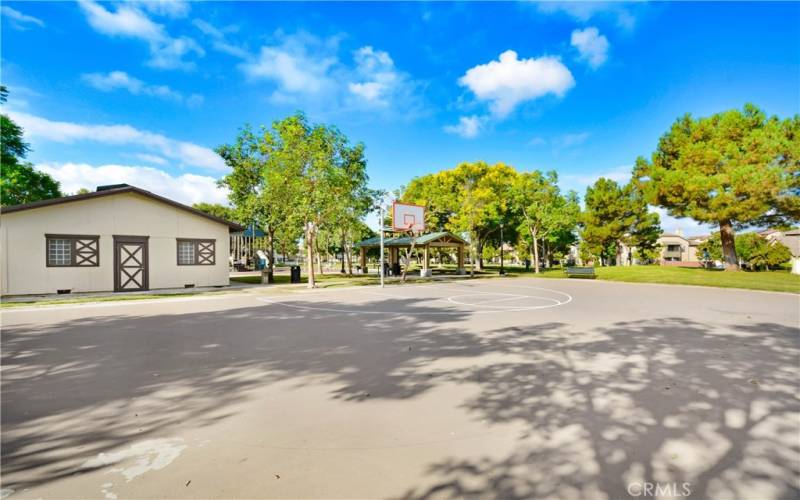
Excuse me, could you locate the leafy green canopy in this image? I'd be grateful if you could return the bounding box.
[580,177,661,264]
[1,86,62,206]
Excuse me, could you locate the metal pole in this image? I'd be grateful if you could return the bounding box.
[500,223,505,275]
[379,204,385,288]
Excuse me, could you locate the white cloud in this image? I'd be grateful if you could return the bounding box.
[347,46,419,111]
[193,19,249,59]
[444,115,483,139]
[77,0,203,70]
[136,0,191,19]
[652,207,715,237]
[8,111,226,171]
[134,153,169,165]
[1,6,45,29]
[35,162,229,206]
[535,2,638,31]
[458,50,575,118]
[240,33,337,96]
[82,71,202,106]
[560,166,632,194]
[571,27,609,69]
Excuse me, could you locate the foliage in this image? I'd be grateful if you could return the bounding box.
[580,178,661,265]
[634,104,800,269]
[697,233,722,261]
[192,202,237,222]
[735,232,792,270]
[509,170,580,272]
[220,113,374,287]
[1,86,62,206]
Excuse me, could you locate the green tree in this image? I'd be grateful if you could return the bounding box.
[735,232,791,270]
[509,170,579,273]
[192,202,237,222]
[1,86,62,206]
[634,104,799,270]
[581,178,661,266]
[697,233,722,262]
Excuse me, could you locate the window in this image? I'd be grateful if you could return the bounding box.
[177,239,215,265]
[46,235,100,267]
[666,245,682,252]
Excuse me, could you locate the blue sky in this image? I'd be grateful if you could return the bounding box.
[2,1,798,233]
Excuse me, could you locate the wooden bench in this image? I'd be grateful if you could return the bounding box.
[565,266,597,279]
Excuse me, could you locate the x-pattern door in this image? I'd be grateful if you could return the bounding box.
[114,237,148,292]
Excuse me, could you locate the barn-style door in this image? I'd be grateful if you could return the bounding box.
[113,236,149,292]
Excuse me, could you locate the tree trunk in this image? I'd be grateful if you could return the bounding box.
[340,230,347,274]
[476,240,484,271]
[306,229,316,288]
[719,219,740,271]
[267,228,276,274]
[532,232,540,274]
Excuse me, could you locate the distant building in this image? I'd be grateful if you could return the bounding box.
[657,231,709,266]
[760,228,800,274]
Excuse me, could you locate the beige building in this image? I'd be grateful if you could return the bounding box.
[657,232,708,265]
[761,228,800,274]
[1,184,241,296]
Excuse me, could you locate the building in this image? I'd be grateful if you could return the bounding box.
[657,231,708,266]
[761,228,800,274]
[1,184,242,295]
[355,231,468,276]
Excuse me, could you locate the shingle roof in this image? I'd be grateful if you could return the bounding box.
[1,184,244,230]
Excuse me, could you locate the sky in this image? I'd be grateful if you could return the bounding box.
[2,1,799,235]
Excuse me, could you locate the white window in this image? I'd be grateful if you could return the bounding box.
[48,239,72,266]
[177,241,196,265]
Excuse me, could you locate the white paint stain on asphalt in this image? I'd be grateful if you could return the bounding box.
[100,483,117,500]
[82,438,187,482]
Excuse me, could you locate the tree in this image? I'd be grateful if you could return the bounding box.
[403,162,516,275]
[581,178,661,266]
[192,202,237,222]
[697,233,722,262]
[509,170,579,273]
[1,86,62,206]
[634,104,799,270]
[735,232,791,270]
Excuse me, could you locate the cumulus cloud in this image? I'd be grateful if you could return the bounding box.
[135,0,191,19]
[35,162,229,206]
[347,46,418,110]
[77,0,203,70]
[1,6,45,29]
[444,115,483,139]
[239,32,338,97]
[458,50,575,118]
[8,111,226,171]
[571,27,609,68]
[82,70,203,106]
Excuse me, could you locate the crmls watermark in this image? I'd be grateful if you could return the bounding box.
[627,482,692,497]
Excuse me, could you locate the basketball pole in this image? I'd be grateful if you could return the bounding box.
[379,203,385,288]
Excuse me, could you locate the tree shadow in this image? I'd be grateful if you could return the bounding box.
[3,297,798,499]
[402,318,800,499]
[1,297,498,491]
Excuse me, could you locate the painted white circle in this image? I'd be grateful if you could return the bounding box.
[256,284,572,315]
[446,293,560,309]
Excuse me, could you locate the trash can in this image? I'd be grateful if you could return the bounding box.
[261,269,274,284]
[362,266,368,274]
[383,262,390,277]
[392,263,401,276]
[290,265,301,283]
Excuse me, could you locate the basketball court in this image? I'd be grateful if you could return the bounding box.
[2,276,798,499]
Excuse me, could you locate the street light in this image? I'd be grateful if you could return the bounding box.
[499,223,505,276]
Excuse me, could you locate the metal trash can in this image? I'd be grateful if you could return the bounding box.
[392,263,401,276]
[261,269,274,284]
[383,262,390,277]
[290,265,301,283]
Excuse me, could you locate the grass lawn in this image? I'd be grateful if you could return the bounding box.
[489,264,800,294]
[0,292,201,309]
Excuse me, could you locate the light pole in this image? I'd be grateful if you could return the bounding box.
[499,223,505,276]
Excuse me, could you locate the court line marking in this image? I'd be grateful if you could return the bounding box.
[256,284,572,315]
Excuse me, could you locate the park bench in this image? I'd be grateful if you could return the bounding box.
[565,266,597,279]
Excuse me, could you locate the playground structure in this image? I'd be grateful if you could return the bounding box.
[230,227,270,271]
[355,231,468,277]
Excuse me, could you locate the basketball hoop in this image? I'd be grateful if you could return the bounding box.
[392,202,425,233]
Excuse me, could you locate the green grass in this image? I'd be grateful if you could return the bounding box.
[0,292,201,309]
[483,264,800,293]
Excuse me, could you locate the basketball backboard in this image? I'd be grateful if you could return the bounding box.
[392,202,425,232]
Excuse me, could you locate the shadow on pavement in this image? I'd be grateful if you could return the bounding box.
[2,298,799,499]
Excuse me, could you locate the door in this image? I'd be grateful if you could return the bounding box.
[114,236,149,292]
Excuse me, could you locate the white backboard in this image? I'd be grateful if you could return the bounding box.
[392,202,425,232]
